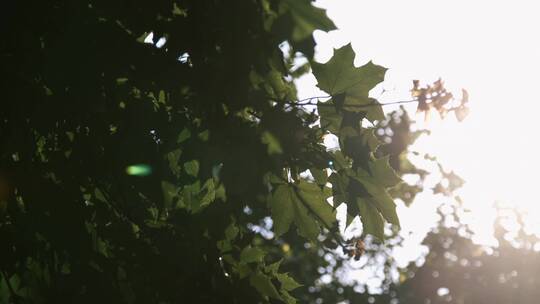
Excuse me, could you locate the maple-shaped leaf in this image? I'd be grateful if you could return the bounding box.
[282,0,337,41]
[369,155,402,188]
[357,198,385,240]
[295,181,336,229]
[312,43,387,122]
[269,183,336,241]
[318,100,342,134]
[270,185,296,238]
[352,169,400,228]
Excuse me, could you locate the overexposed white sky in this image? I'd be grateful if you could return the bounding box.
[298,0,540,248]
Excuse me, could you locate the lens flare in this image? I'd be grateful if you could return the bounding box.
[126,164,152,176]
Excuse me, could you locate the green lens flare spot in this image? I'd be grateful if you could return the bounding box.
[126,164,152,176]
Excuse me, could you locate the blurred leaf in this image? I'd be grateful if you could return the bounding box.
[282,0,336,41]
[261,131,283,155]
[240,246,266,264]
[275,272,302,291]
[177,128,191,143]
[184,160,200,177]
[161,181,177,208]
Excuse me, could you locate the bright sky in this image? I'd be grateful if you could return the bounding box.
[294,0,540,290]
[295,0,540,266]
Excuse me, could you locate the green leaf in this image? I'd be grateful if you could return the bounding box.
[94,188,106,202]
[280,289,298,304]
[161,181,177,208]
[265,69,295,100]
[183,160,199,177]
[158,90,166,104]
[353,171,400,227]
[267,172,287,185]
[318,100,342,134]
[250,271,282,300]
[328,173,348,206]
[240,246,266,264]
[270,185,295,238]
[261,131,283,155]
[362,128,381,151]
[116,77,129,85]
[309,168,327,186]
[136,31,150,43]
[198,130,210,141]
[224,222,239,241]
[194,179,215,211]
[269,184,322,241]
[331,151,349,171]
[166,148,182,176]
[369,155,402,187]
[216,240,232,253]
[312,43,387,122]
[357,198,384,240]
[296,181,336,229]
[215,184,227,201]
[282,0,336,41]
[275,273,302,291]
[265,260,282,274]
[172,3,187,16]
[177,128,191,143]
[236,263,252,279]
[291,189,320,241]
[181,181,200,209]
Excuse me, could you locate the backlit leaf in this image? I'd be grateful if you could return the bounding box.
[357,198,384,240]
[312,43,387,122]
[270,185,295,238]
[184,160,200,177]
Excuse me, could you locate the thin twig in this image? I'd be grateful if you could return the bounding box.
[299,99,417,108]
[288,94,417,108]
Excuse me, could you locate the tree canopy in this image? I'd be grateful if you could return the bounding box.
[0,1,467,303]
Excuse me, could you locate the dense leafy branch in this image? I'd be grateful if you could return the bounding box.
[0,1,467,303]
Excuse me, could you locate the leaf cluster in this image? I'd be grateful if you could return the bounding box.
[0,1,428,303]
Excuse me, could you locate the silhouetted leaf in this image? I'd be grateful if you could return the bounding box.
[312,43,387,122]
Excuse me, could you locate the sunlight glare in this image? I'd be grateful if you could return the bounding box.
[306,0,540,240]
